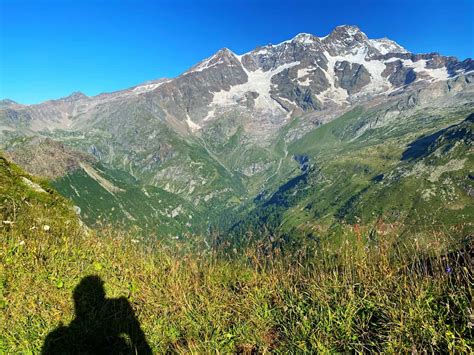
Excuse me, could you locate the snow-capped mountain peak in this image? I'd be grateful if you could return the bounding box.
[4,25,472,137]
[369,38,408,55]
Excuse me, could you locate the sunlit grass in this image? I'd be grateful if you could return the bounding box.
[0,156,472,353]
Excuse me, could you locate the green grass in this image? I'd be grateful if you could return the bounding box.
[1,155,473,353]
[288,106,365,156]
[234,106,473,243]
[52,163,203,237]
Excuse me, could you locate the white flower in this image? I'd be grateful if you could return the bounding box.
[43,225,50,232]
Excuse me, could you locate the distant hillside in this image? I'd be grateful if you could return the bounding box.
[1,155,472,353]
[226,106,473,250]
[1,25,473,240]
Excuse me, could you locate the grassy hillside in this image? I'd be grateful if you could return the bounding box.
[230,104,474,247]
[52,162,205,238]
[1,156,472,353]
[7,100,471,246]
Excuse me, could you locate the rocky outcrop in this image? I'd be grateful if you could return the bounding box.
[0,25,472,214]
[4,137,95,179]
[2,25,472,138]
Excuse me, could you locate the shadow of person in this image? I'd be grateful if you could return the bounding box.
[42,275,152,354]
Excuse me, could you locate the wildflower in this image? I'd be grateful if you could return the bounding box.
[43,225,50,232]
[446,266,452,274]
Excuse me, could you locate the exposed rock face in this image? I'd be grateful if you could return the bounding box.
[0,25,472,225]
[335,61,371,94]
[2,25,472,138]
[3,137,95,179]
[0,99,21,108]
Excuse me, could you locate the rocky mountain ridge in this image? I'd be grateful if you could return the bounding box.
[2,25,472,136]
[1,25,473,237]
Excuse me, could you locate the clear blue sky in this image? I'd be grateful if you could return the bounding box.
[1,0,473,104]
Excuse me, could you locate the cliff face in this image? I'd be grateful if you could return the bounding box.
[1,26,472,236]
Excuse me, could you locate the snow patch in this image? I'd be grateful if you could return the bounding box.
[451,69,474,79]
[317,48,390,102]
[316,52,349,103]
[133,81,169,94]
[208,61,300,114]
[275,33,316,47]
[426,67,450,81]
[292,33,317,45]
[384,57,402,63]
[254,48,270,55]
[369,38,408,54]
[402,59,428,72]
[297,67,313,79]
[297,67,316,86]
[277,96,295,107]
[401,59,449,81]
[344,26,360,37]
[184,49,237,74]
[191,58,224,73]
[186,114,201,131]
[203,109,215,122]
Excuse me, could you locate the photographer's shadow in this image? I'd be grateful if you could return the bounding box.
[42,275,152,354]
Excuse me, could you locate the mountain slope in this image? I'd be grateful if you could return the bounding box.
[2,155,472,353]
[1,25,473,239]
[225,101,473,242]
